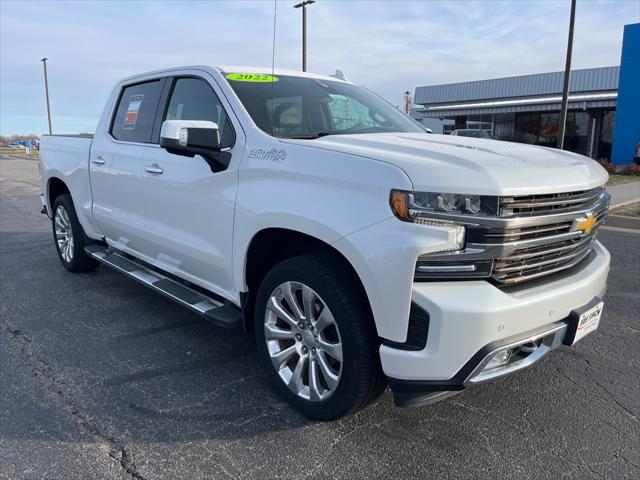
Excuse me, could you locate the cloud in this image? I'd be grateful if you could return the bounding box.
[0,0,637,135]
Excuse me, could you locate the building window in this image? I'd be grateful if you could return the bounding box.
[514,111,590,155]
[564,112,590,155]
[598,110,615,161]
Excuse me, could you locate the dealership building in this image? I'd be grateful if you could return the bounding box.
[411,23,639,165]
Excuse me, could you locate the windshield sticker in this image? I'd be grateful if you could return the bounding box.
[248,147,287,162]
[122,94,143,130]
[226,73,279,83]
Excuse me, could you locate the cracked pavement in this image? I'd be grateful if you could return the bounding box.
[1,155,639,479]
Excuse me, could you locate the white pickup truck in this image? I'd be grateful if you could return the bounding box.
[40,66,610,420]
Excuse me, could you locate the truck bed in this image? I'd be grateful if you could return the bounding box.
[40,133,94,228]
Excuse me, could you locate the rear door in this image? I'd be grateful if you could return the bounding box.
[90,78,165,253]
[140,74,243,298]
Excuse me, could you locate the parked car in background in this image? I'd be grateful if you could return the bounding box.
[451,129,494,139]
[634,142,640,165]
[40,65,610,420]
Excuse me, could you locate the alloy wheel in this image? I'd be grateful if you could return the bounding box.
[54,205,74,263]
[264,281,343,402]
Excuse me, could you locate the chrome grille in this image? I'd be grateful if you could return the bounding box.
[482,221,573,243]
[492,236,595,284]
[499,187,605,217]
[490,201,608,285]
[414,187,610,287]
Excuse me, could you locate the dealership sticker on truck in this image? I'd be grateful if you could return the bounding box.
[122,94,144,130]
[571,301,603,345]
[226,73,279,83]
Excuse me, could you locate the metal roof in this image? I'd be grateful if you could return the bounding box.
[420,98,617,118]
[414,66,620,106]
[420,92,617,118]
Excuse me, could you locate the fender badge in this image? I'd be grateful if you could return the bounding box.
[248,147,287,162]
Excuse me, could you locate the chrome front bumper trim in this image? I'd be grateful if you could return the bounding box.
[465,322,568,385]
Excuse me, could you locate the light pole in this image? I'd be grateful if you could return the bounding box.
[294,0,315,72]
[557,0,576,150]
[41,58,52,134]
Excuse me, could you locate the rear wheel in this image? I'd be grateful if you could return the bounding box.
[255,253,385,420]
[51,194,99,272]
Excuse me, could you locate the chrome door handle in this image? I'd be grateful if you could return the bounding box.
[91,155,105,165]
[144,164,163,174]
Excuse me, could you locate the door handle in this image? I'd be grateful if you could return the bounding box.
[144,164,163,174]
[91,155,105,165]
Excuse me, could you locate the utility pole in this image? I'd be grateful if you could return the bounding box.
[557,0,576,150]
[404,91,413,114]
[41,58,52,134]
[294,0,315,72]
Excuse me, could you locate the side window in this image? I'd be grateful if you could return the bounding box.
[164,78,235,148]
[111,80,163,143]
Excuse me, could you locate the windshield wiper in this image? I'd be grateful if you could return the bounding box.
[283,132,335,140]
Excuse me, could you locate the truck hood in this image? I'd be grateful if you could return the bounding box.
[288,133,608,196]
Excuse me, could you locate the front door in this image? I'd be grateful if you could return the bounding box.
[140,75,241,299]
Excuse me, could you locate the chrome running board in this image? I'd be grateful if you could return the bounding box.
[84,245,241,329]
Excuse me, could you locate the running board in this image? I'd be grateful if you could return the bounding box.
[84,245,241,329]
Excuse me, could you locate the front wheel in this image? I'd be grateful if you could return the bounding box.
[51,194,99,273]
[254,253,386,420]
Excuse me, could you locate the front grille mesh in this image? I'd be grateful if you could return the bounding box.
[493,236,595,284]
[415,186,609,287]
[500,187,605,217]
[483,221,573,243]
[490,199,608,285]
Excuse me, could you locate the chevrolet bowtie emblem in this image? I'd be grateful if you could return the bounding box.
[575,213,596,235]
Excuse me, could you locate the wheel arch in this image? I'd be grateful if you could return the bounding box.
[47,176,71,213]
[241,227,375,334]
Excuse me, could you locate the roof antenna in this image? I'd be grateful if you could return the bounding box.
[330,70,348,82]
[271,0,277,137]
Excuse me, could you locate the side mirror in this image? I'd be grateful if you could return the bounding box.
[160,120,229,172]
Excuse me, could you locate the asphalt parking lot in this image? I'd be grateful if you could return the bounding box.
[1,155,639,480]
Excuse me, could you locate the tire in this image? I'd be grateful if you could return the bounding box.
[51,194,99,273]
[255,253,386,420]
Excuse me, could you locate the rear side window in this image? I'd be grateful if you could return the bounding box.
[111,80,163,143]
[164,78,235,148]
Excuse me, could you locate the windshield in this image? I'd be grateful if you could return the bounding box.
[224,73,424,138]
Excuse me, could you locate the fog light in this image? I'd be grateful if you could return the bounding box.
[483,348,512,370]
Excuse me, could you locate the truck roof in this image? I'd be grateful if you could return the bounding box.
[117,65,351,85]
[214,65,350,83]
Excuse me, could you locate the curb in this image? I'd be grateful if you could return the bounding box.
[611,198,640,209]
[606,214,640,230]
[0,154,40,162]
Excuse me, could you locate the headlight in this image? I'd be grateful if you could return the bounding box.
[390,190,499,220]
[390,190,498,279]
[390,189,467,252]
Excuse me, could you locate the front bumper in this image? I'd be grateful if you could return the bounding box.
[383,240,610,406]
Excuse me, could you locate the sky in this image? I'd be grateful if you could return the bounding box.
[1,0,638,136]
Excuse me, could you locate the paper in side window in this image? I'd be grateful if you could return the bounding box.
[122,94,144,130]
